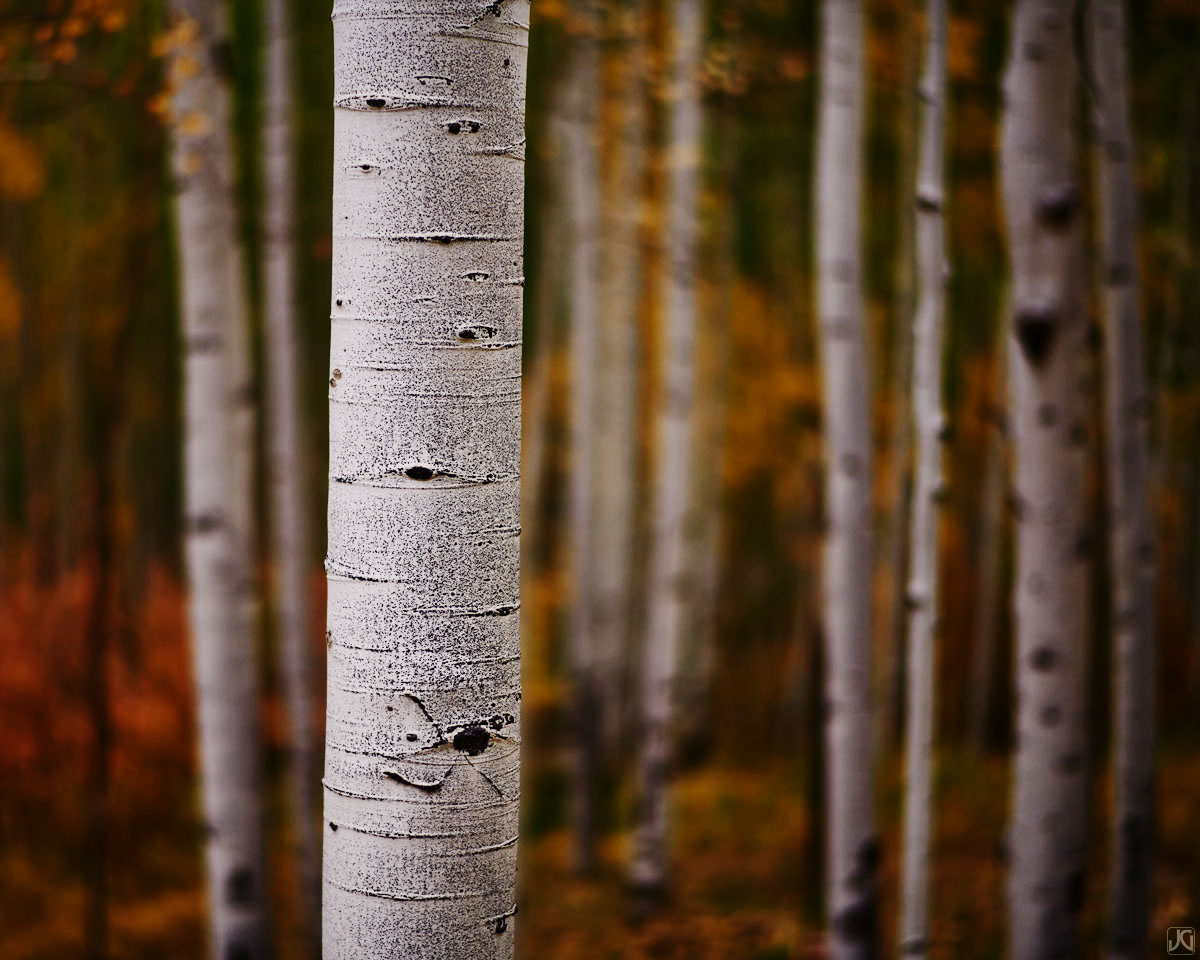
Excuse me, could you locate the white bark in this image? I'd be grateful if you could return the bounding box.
[815,1,877,956]
[592,2,645,755]
[1002,3,1091,957]
[166,2,268,958]
[630,0,701,899]
[323,1,528,956]
[898,0,946,954]
[1090,2,1156,956]
[263,0,321,940]
[563,20,603,873]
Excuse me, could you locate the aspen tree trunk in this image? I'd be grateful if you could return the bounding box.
[1002,4,1091,957]
[1090,2,1157,956]
[263,0,321,941]
[630,0,702,900]
[563,16,603,873]
[323,1,528,955]
[815,1,877,956]
[166,3,269,958]
[969,358,1008,753]
[592,0,645,757]
[898,0,946,953]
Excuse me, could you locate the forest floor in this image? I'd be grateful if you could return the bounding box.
[2,751,1198,958]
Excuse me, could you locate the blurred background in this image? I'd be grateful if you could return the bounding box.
[1,1,1199,958]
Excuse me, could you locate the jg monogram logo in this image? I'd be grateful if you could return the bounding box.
[1169,927,1196,956]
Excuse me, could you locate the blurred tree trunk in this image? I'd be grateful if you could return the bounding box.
[592,0,645,759]
[898,0,946,953]
[815,0,878,956]
[322,0,528,954]
[1002,3,1091,957]
[165,2,268,957]
[879,0,917,756]
[677,101,734,758]
[262,0,320,945]
[969,349,1009,753]
[630,0,702,902]
[1090,2,1156,956]
[564,14,602,874]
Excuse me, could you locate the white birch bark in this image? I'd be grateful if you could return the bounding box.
[592,1,645,756]
[563,19,603,873]
[1090,2,1156,956]
[166,3,269,958]
[630,0,701,899]
[1002,3,1092,957]
[898,0,946,954]
[263,0,321,940]
[323,1,528,955]
[815,1,877,956]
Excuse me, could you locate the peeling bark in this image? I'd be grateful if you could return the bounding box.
[1002,3,1092,957]
[1090,2,1156,957]
[898,0,946,953]
[815,1,877,957]
[630,0,702,900]
[166,2,268,957]
[324,0,528,955]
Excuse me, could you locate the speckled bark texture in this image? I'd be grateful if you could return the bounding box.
[1001,3,1091,958]
[630,0,701,899]
[815,1,877,957]
[324,1,528,956]
[166,1,268,958]
[899,0,946,954]
[264,0,321,942]
[1090,2,1156,957]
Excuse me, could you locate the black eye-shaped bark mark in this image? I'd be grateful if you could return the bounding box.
[452,725,491,756]
[1036,183,1079,228]
[457,325,497,342]
[348,162,381,178]
[1015,305,1057,368]
[462,271,490,281]
[404,465,434,481]
[225,867,256,906]
[365,97,387,108]
[416,75,452,86]
[1030,646,1057,671]
[382,767,450,790]
[446,120,483,134]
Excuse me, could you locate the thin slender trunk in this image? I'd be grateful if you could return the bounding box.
[564,18,602,874]
[166,2,269,957]
[969,355,1008,753]
[1090,2,1156,956]
[815,1,877,956]
[630,0,702,900]
[592,0,645,758]
[323,1,529,954]
[263,0,321,943]
[880,2,918,756]
[1002,3,1091,957]
[898,0,946,953]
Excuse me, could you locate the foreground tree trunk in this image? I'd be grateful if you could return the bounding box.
[263,0,321,943]
[814,1,878,956]
[563,18,603,874]
[630,0,702,901]
[323,1,529,955]
[898,0,946,953]
[166,2,268,957]
[1002,3,1091,957]
[1090,2,1156,956]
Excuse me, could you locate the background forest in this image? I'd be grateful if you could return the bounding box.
[1,0,1199,958]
